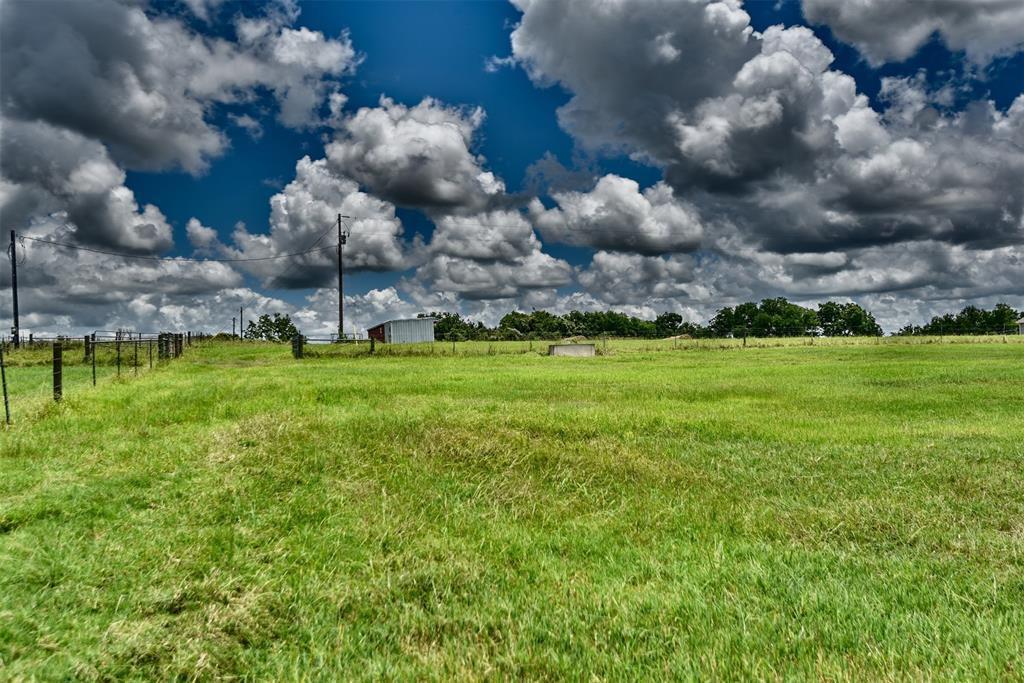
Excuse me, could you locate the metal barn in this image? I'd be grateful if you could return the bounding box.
[367,317,435,344]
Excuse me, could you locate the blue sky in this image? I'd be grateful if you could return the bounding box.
[126,0,582,299]
[2,0,1022,334]
[127,0,1024,304]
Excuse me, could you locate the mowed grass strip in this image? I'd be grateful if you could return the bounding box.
[1,342,1022,680]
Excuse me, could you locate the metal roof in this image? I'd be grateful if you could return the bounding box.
[367,317,436,328]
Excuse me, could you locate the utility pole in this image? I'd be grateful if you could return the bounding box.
[239,306,244,339]
[337,214,349,341]
[232,317,236,338]
[9,231,19,348]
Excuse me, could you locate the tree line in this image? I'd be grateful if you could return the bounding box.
[237,300,1021,342]
[419,299,1022,341]
[895,303,1021,336]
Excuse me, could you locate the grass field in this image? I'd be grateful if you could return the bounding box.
[1,339,1023,679]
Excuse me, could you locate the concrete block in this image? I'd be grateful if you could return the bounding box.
[548,343,596,357]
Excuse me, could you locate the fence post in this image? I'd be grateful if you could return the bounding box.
[187,331,191,347]
[53,342,62,402]
[291,335,304,359]
[84,334,91,361]
[369,337,375,354]
[92,339,97,386]
[116,340,121,377]
[148,339,153,369]
[1,343,10,425]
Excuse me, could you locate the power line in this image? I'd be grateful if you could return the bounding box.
[20,236,340,263]
[211,222,339,338]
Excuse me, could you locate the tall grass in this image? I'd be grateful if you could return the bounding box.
[1,341,1022,679]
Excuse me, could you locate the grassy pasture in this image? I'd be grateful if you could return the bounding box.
[1,339,1022,680]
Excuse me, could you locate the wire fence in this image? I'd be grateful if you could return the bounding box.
[2,326,1020,424]
[291,326,1024,359]
[0,331,211,426]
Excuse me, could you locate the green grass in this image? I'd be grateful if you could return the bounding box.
[1,340,1022,680]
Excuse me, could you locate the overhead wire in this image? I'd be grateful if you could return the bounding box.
[208,221,341,338]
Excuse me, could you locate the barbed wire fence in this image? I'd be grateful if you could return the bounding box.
[1,322,1019,424]
[0,330,214,426]
[288,323,1023,359]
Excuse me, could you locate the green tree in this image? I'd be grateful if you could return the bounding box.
[708,306,738,337]
[911,303,1023,335]
[817,302,883,336]
[498,311,531,338]
[244,313,300,342]
[709,298,819,337]
[426,312,486,341]
[655,312,683,337]
[987,303,1021,333]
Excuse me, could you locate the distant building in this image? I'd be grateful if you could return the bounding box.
[367,317,435,344]
[1018,317,1024,335]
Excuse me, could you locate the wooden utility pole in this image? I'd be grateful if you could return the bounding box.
[337,214,348,341]
[239,307,244,339]
[9,231,19,348]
